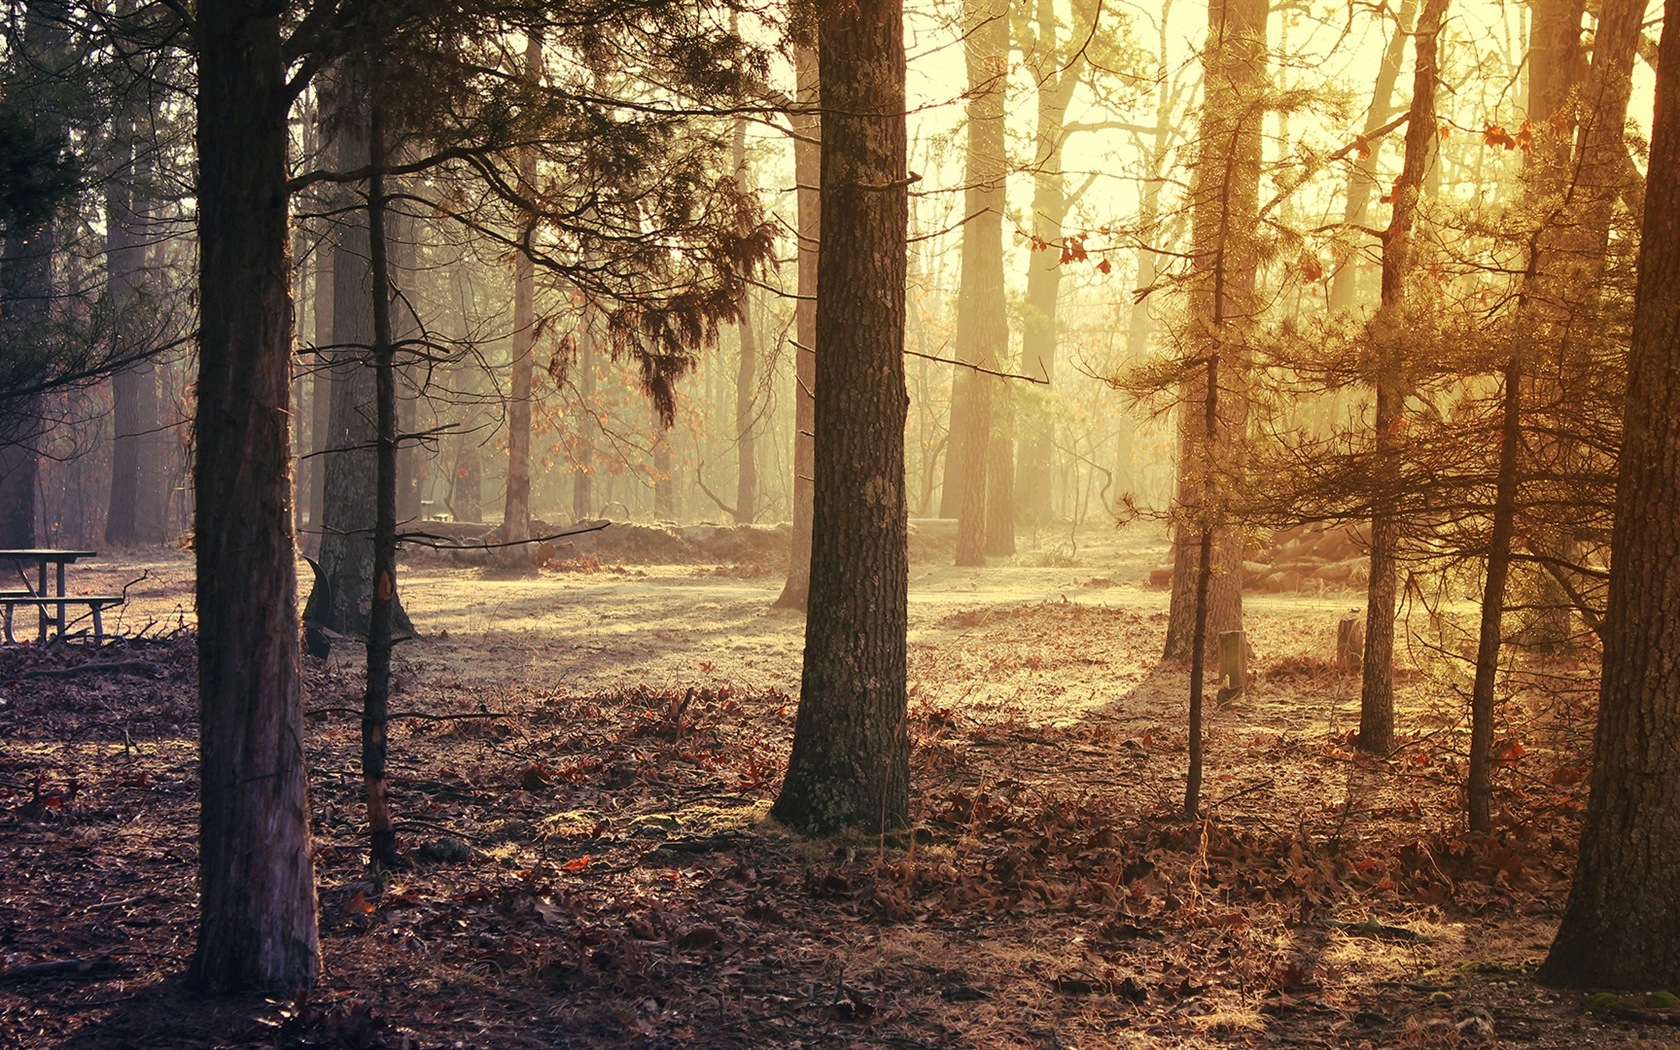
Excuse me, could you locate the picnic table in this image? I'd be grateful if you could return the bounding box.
[0,549,123,643]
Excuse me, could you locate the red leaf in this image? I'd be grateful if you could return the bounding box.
[563,855,591,872]
[1097,258,1112,275]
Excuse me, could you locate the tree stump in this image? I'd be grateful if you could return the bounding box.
[1337,617,1365,675]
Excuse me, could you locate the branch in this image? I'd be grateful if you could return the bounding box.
[693,463,738,518]
[397,520,612,551]
[788,339,1048,384]
[1259,112,1411,220]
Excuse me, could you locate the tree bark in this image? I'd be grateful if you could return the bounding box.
[772,0,910,835]
[1163,0,1266,661]
[1540,0,1680,986]
[774,44,819,610]
[190,0,319,992]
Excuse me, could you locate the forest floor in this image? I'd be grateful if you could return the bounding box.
[1,523,1671,1048]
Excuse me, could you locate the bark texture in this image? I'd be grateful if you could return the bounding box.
[190,0,320,992]
[772,0,910,835]
[1540,0,1680,987]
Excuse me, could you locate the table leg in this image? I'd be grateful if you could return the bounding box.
[56,562,67,639]
[35,560,46,642]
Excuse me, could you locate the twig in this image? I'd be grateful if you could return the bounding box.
[17,660,162,680]
[398,520,611,551]
[789,338,1049,385]
[304,706,511,721]
[1208,779,1275,809]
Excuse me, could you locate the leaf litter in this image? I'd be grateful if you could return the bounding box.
[0,530,1662,1047]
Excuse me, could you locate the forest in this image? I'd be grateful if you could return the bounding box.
[1,0,1678,1045]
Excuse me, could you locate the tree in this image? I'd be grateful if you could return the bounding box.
[1466,0,1639,821]
[772,0,911,835]
[497,33,541,572]
[189,0,320,992]
[104,42,169,548]
[730,109,760,526]
[950,0,1008,566]
[1357,0,1448,757]
[1162,0,1266,661]
[1539,0,1680,989]
[774,41,819,610]
[0,0,70,550]
[310,62,415,638]
[1327,0,1418,313]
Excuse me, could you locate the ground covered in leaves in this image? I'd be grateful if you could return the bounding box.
[1,527,1673,1048]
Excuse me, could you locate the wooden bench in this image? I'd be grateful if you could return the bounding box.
[0,594,125,644]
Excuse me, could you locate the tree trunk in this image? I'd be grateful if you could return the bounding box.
[306,202,334,551]
[775,44,819,610]
[1013,0,1083,528]
[653,401,675,520]
[1121,0,1177,494]
[362,100,399,867]
[732,115,759,525]
[1328,0,1416,313]
[951,0,1008,566]
[1540,0,1680,985]
[189,0,319,992]
[105,98,165,547]
[1163,0,1266,661]
[312,63,411,635]
[985,412,1015,556]
[572,308,596,522]
[734,299,758,524]
[0,0,63,552]
[1184,355,1219,818]
[0,428,37,548]
[1468,356,1520,830]
[497,35,541,571]
[1357,0,1447,755]
[1521,0,1639,652]
[772,0,910,835]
